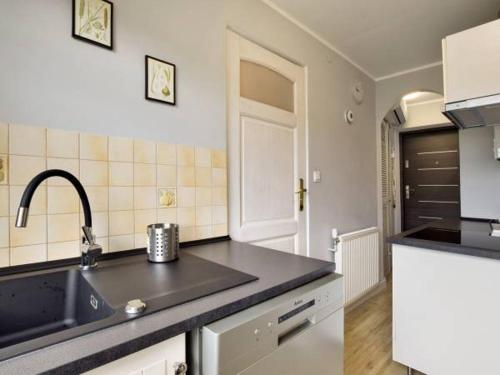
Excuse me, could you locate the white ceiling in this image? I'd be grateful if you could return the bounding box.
[264,0,499,80]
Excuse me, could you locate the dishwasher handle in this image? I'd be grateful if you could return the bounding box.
[278,318,314,346]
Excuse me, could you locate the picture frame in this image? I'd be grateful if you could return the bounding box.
[145,55,176,106]
[72,0,113,50]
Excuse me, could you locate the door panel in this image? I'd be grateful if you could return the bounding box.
[401,129,461,231]
[227,31,307,255]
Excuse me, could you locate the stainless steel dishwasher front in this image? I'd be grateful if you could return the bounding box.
[190,273,344,375]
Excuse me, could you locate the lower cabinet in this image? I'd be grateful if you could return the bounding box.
[84,334,186,375]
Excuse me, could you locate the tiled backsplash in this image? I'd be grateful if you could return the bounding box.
[0,122,228,267]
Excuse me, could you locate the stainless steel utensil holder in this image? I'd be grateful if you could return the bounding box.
[147,223,179,263]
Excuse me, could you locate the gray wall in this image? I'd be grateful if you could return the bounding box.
[0,0,378,261]
[0,0,226,148]
[460,127,500,219]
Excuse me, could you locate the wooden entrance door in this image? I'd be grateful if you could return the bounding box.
[226,31,308,255]
[401,128,460,230]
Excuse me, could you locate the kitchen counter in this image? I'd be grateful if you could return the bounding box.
[388,219,500,260]
[0,240,335,374]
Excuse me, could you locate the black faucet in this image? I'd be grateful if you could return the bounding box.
[15,169,102,270]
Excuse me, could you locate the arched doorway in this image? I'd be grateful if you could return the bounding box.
[380,90,457,274]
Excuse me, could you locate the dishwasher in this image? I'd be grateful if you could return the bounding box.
[189,273,344,375]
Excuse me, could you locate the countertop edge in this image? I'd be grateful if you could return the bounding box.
[43,266,334,375]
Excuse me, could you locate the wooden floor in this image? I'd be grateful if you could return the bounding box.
[344,279,424,375]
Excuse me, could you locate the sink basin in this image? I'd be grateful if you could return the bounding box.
[0,269,114,349]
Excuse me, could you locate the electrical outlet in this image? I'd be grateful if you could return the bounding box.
[0,155,7,185]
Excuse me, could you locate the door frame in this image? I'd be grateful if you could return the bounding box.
[226,29,309,256]
[399,126,460,231]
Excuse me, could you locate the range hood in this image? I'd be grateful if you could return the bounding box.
[442,20,500,129]
[443,94,500,129]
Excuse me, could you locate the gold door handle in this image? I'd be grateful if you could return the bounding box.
[295,178,307,211]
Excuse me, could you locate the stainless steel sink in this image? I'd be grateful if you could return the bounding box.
[0,269,114,349]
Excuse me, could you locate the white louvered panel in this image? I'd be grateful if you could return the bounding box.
[335,227,379,305]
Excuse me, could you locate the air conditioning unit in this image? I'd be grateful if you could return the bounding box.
[384,104,406,127]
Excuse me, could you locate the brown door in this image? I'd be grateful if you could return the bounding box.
[401,128,460,230]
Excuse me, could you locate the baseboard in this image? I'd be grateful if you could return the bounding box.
[344,278,387,313]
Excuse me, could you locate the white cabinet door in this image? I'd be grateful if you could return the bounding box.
[84,334,185,375]
[443,19,500,103]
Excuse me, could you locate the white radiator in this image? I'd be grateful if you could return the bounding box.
[332,227,379,305]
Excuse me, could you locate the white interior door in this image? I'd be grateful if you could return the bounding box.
[227,30,307,256]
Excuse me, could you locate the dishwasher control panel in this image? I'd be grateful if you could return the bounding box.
[199,274,343,375]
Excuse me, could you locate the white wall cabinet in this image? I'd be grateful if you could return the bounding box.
[84,334,186,375]
[443,19,500,103]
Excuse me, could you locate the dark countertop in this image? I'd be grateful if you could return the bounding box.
[388,219,500,260]
[0,240,335,374]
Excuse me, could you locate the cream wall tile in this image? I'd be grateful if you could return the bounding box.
[90,211,108,238]
[196,206,212,226]
[9,124,46,156]
[0,154,7,185]
[109,162,133,186]
[179,227,196,242]
[80,160,108,186]
[196,225,213,240]
[0,123,8,154]
[157,143,176,165]
[10,186,46,215]
[0,186,9,216]
[158,208,177,224]
[158,188,176,208]
[48,241,80,261]
[48,213,80,243]
[109,210,134,236]
[212,149,227,168]
[109,234,135,252]
[134,233,147,249]
[177,207,195,227]
[177,167,195,187]
[134,140,156,163]
[97,237,109,253]
[212,187,227,206]
[80,133,108,161]
[10,215,46,247]
[9,155,46,185]
[109,187,133,211]
[195,147,211,167]
[0,248,9,267]
[134,209,156,233]
[213,206,228,225]
[134,163,156,186]
[85,187,108,212]
[212,168,227,187]
[134,187,156,209]
[157,165,176,187]
[177,187,195,208]
[177,145,194,166]
[47,129,79,158]
[48,187,79,214]
[109,137,133,162]
[196,187,212,207]
[195,167,212,187]
[47,158,79,185]
[213,223,228,237]
[10,244,46,266]
[0,217,8,248]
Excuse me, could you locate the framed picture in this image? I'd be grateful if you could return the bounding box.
[72,0,113,50]
[145,55,176,105]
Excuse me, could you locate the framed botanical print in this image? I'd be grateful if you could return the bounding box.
[145,55,176,105]
[72,0,113,50]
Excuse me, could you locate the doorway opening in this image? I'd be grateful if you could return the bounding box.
[380,91,458,275]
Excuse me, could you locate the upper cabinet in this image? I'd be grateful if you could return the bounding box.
[443,19,500,104]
